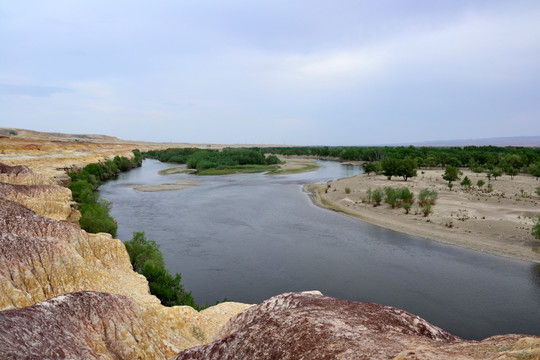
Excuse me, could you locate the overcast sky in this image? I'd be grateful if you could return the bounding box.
[1,1,539,145]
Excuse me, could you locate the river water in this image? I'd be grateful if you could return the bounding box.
[100,159,540,340]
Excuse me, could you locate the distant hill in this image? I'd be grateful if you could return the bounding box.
[396,136,540,147]
[0,128,121,142]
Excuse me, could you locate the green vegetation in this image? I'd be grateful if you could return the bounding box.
[383,187,414,209]
[536,186,540,196]
[143,147,282,174]
[381,157,417,181]
[69,151,142,237]
[442,165,462,184]
[418,189,438,206]
[477,179,485,188]
[460,176,472,188]
[345,187,351,194]
[124,232,206,309]
[533,215,540,240]
[269,163,319,175]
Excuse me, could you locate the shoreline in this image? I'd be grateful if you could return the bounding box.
[304,170,540,264]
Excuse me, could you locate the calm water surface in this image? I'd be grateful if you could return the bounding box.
[100,159,540,340]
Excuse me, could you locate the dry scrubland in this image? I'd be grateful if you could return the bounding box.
[307,168,540,263]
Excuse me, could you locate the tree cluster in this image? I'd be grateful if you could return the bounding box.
[68,151,142,237]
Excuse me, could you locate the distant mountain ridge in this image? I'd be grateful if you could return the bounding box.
[395,136,540,147]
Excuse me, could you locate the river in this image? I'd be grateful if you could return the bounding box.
[99,159,540,340]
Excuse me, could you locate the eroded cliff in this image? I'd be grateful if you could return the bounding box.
[0,163,252,358]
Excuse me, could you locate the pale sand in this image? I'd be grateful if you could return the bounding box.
[305,169,540,263]
[132,180,198,192]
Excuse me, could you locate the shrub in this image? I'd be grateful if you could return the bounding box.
[418,189,438,206]
[487,183,493,193]
[533,215,540,240]
[79,201,118,237]
[384,187,398,208]
[403,203,411,214]
[477,179,485,188]
[536,186,540,196]
[265,155,281,165]
[397,187,414,205]
[460,176,472,188]
[345,187,351,194]
[69,180,96,204]
[365,188,373,203]
[124,232,202,309]
[422,203,432,217]
[372,188,384,206]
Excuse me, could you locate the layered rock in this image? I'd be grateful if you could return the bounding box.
[0,291,171,359]
[174,292,540,360]
[0,182,73,220]
[0,162,252,358]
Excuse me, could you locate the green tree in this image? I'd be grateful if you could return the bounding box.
[477,179,485,188]
[460,176,472,188]
[381,157,400,180]
[442,165,462,183]
[489,168,503,180]
[396,158,418,181]
[532,215,540,240]
[363,161,381,175]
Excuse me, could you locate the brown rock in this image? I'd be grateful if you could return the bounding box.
[0,291,169,359]
[173,292,540,360]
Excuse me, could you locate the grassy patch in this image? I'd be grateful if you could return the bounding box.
[268,163,320,175]
[198,164,279,175]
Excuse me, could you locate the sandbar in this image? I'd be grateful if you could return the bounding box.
[305,169,540,263]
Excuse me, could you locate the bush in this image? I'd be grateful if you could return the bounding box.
[69,180,96,204]
[477,179,485,188]
[403,203,411,214]
[79,201,118,237]
[418,189,438,206]
[384,187,398,208]
[422,203,432,217]
[460,176,472,188]
[533,215,540,240]
[345,187,351,194]
[372,188,384,206]
[397,187,414,205]
[536,186,540,196]
[124,232,202,309]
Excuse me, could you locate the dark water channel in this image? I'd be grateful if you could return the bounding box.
[100,159,540,340]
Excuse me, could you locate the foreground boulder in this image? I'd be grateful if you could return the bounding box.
[174,292,539,360]
[0,291,169,359]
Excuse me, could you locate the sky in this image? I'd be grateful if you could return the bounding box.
[1,1,540,145]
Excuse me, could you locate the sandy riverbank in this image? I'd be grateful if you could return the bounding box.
[305,169,540,263]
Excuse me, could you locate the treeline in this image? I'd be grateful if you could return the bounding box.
[69,150,142,237]
[259,146,540,177]
[143,147,281,171]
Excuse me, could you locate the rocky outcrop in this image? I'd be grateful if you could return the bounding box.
[174,292,540,360]
[0,182,73,220]
[0,291,170,359]
[0,162,52,185]
[0,162,252,358]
